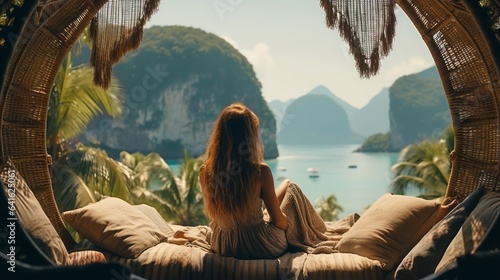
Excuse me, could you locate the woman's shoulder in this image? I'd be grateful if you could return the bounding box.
[256,163,273,182]
[257,162,270,169]
[257,162,271,173]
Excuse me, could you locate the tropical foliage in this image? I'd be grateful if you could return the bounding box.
[357,132,390,152]
[48,47,126,215]
[390,125,454,199]
[47,53,122,158]
[151,152,208,226]
[315,194,343,221]
[52,144,131,214]
[48,30,210,240]
[119,151,208,226]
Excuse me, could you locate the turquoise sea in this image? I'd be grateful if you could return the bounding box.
[168,144,400,219]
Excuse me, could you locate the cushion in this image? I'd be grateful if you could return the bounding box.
[108,241,280,280]
[303,252,385,279]
[1,160,69,265]
[134,204,174,237]
[62,197,169,258]
[394,186,485,280]
[336,193,440,271]
[435,191,500,273]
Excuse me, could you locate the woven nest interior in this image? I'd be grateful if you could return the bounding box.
[1,0,500,251]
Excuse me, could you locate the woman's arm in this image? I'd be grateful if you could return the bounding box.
[260,164,288,231]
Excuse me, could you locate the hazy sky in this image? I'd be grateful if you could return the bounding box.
[146,0,435,108]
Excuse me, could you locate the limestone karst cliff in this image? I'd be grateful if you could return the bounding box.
[84,26,278,159]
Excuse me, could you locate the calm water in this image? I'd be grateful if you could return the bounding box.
[168,144,400,219]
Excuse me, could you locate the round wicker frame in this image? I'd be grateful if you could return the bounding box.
[1,0,499,253]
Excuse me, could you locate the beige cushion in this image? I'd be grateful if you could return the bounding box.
[303,252,385,279]
[435,191,500,273]
[336,193,440,271]
[62,197,169,258]
[1,160,69,265]
[134,204,174,237]
[108,241,280,280]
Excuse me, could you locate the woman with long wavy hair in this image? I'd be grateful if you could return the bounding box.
[200,103,335,259]
[200,102,334,259]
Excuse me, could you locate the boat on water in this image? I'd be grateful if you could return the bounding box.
[307,167,320,178]
[278,166,287,171]
[348,165,357,169]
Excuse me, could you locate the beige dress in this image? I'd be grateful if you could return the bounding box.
[208,191,288,259]
[209,181,338,259]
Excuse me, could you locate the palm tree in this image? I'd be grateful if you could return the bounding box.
[390,125,454,199]
[119,151,177,219]
[153,152,208,226]
[119,150,209,226]
[315,194,343,221]
[48,46,130,213]
[50,145,134,218]
[47,52,122,159]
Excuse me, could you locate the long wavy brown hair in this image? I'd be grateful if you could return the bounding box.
[200,102,264,220]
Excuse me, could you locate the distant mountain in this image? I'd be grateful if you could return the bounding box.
[277,94,363,145]
[415,66,439,79]
[268,98,295,133]
[388,66,450,151]
[307,85,359,119]
[351,87,390,136]
[269,85,389,138]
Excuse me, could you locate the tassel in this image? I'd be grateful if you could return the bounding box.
[319,0,397,78]
[89,0,161,89]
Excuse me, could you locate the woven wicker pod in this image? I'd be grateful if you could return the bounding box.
[396,0,500,200]
[1,0,499,255]
[0,0,110,250]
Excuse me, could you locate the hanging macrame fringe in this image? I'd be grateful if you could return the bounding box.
[89,0,161,89]
[319,0,397,78]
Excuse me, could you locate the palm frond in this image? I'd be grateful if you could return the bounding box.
[390,135,451,197]
[120,151,144,171]
[60,143,131,201]
[49,53,123,143]
[390,175,425,194]
[52,163,97,212]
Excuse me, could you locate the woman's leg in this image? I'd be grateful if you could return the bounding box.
[276,179,291,204]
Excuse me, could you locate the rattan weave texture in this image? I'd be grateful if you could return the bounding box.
[1,0,108,249]
[396,0,500,201]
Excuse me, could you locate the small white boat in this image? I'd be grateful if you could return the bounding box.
[307,167,320,178]
[307,167,319,173]
[278,166,287,171]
